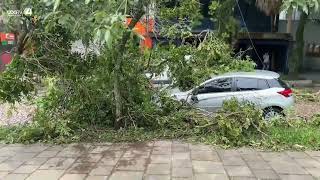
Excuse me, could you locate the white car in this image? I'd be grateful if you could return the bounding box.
[171,70,294,119]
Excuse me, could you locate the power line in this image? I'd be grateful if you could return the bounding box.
[235,0,263,64]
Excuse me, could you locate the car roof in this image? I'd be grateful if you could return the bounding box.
[211,70,280,80]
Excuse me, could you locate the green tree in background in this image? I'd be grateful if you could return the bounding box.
[282,0,320,73]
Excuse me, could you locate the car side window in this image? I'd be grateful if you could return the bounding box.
[198,78,232,94]
[236,78,269,91]
[258,79,269,90]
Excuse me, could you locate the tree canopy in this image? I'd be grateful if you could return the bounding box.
[0,0,254,131]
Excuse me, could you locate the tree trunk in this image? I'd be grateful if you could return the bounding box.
[286,11,293,34]
[290,12,308,73]
[113,2,145,129]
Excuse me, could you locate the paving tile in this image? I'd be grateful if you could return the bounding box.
[172,167,193,178]
[192,161,225,174]
[98,157,120,166]
[241,154,264,162]
[60,174,87,180]
[0,161,24,171]
[36,151,59,158]
[22,145,48,153]
[286,152,310,159]
[252,169,280,179]
[67,163,96,174]
[173,152,190,160]
[146,163,171,175]
[0,156,9,163]
[154,141,172,147]
[224,166,253,177]
[260,152,294,162]
[122,149,150,158]
[247,161,273,170]
[172,160,192,168]
[25,157,48,165]
[26,170,65,180]
[4,173,30,180]
[295,158,320,168]
[109,171,143,180]
[279,175,315,180]
[190,144,213,151]
[107,144,128,151]
[100,151,124,158]
[172,143,189,152]
[194,174,229,180]
[77,154,103,163]
[269,161,308,175]
[116,158,147,171]
[305,167,320,178]
[89,146,111,154]
[217,149,240,158]
[93,142,113,146]
[144,175,170,180]
[150,155,171,163]
[0,171,9,179]
[237,148,258,155]
[56,150,84,158]
[152,147,171,155]
[306,151,320,157]
[191,151,220,161]
[230,177,257,180]
[85,176,108,180]
[46,146,66,151]
[172,178,192,180]
[89,165,113,176]
[13,165,39,174]
[8,152,38,162]
[39,157,76,170]
[221,156,246,166]
[0,147,21,156]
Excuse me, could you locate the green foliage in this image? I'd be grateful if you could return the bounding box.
[215,99,266,146]
[209,0,239,38]
[282,0,320,14]
[0,0,255,145]
[152,34,255,90]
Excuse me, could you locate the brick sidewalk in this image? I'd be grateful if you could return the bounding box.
[0,141,320,180]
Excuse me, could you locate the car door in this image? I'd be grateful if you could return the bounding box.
[232,77,270,107]
[191,77,233,112]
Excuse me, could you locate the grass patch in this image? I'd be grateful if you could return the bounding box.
[254,126,320,151]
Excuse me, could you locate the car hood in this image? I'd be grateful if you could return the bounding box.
[168,88,191,101]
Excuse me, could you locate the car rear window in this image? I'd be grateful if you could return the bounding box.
[267,79,289,89]
[235,78,269,91]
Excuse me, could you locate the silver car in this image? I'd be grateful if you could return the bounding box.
[171,70,294,119]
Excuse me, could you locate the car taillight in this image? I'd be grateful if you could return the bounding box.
[278,88,293,97]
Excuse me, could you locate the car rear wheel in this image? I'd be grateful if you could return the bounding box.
[263,107,284,120]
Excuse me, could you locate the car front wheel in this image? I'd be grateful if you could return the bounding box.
[263,107,284,120]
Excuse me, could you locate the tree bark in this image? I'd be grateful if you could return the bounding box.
[290,12,308,73]
[286,11,293,34]
[113,2,145,129]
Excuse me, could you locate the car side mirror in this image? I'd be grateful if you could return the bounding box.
[192,88,198,95]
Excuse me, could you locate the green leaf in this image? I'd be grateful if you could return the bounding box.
[105,29,112,48]
[53,0,60,11]
[85,0,91,4]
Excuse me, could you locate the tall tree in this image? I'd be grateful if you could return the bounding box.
[255,0,282,32]
[0,0,255,130]
[282,0,320,73]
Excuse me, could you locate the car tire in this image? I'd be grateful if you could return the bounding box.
[263,107,284,120]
